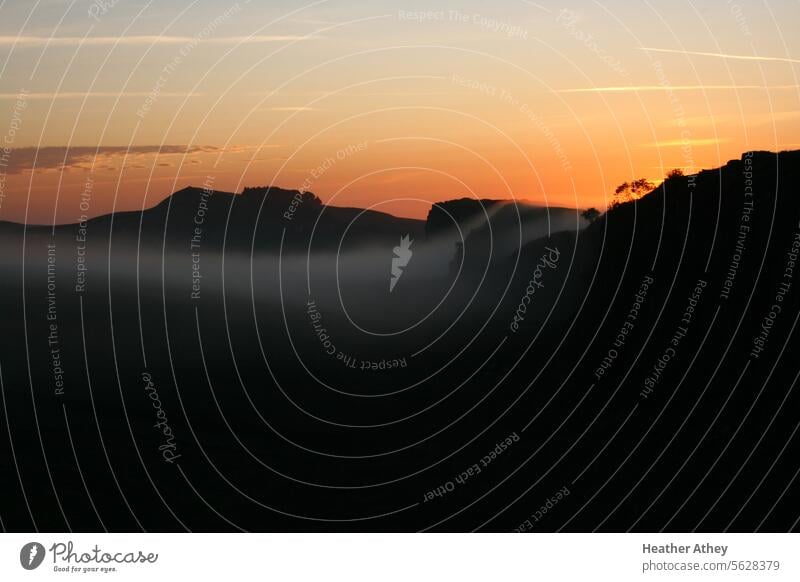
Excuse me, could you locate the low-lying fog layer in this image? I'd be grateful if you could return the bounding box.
[1,206,584,353]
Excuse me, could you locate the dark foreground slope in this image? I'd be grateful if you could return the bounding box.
[0,151,798,532]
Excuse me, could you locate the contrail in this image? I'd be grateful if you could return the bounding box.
[0,92,200,100]
[643,138,728,148]
[0,35,314,47]
[558,84,799,93]
[640,47,800,64]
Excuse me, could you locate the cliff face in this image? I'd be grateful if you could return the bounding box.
[424,198,504,238]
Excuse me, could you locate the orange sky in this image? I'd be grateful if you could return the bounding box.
[0,0,798,224]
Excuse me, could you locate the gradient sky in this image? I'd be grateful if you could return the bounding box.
[0,0,798,224]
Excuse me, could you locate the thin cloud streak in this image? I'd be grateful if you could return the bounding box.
[265,106,320,112]
[0,35,314,47]
[640,47,800,64]
[672,111,800,127]
[643,138,729,148]
[1,145,256,174]
[0,92,200,99]
[558,85,800,93]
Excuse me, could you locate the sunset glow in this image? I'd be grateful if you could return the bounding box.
[1,0,798,223]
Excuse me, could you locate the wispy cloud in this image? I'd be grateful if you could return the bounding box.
[558,85,800,93]
[289,19,343,25]
[0,91,200,100]
[643,138,729,148]
[0,35,314,47]
[344,91,450,97]
[520,0,553,13]
[265,106,320,112]
[672,111,800,127]
[1,145,254,174]
[640,47,800,65]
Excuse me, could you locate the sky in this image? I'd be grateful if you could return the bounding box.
[0,0,798,224]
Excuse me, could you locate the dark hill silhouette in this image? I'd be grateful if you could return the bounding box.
[59,185,427,254]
